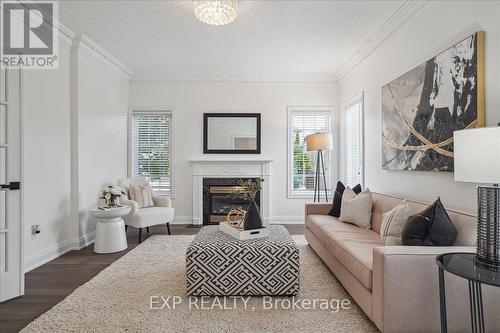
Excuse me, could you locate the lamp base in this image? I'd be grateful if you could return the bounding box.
[475,185,500,271]
[474,256,500,272]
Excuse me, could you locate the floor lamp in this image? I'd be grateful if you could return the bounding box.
[305,133,333,202]
[455,127,500,271]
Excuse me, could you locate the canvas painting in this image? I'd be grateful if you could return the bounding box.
[382,32,484,172]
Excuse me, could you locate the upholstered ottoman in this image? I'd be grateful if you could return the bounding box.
[186,225,299,296]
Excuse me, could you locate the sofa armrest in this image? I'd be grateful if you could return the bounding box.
[119,197,139,216]
[153,195,172,208]
[372,246,475,333]
[304,203,331,218]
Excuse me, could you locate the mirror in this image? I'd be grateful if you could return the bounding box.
[204,113,261,154]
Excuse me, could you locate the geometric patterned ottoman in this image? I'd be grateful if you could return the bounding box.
[186,225,299,296]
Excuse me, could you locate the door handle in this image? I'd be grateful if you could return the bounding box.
[0,182,20,190]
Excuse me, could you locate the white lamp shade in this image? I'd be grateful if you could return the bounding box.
[305,133,333,151]
[454,127,500,184]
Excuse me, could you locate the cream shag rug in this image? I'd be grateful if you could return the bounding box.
[22,235,377,333]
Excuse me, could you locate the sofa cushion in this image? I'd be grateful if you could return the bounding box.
[402,198,457,246]
[334,237,381,290]
[306,214,382,290]
[380,201,412,246]
[339,188,373,229]
[329,181,362,218]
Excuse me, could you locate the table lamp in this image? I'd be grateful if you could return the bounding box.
[454,126,500,271]
[305,132,333,202]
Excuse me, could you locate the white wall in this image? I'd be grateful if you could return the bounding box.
[339,0,500,214]
[22,32,130,271]
[23,36,74,271]
[76,43,129,239]
[131,81,338,222]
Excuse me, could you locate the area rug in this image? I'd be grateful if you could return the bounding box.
[22,235,378,332]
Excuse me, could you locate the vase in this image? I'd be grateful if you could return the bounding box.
[244,201,263,230]
[107,197,119,208]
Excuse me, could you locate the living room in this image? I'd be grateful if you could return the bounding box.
[1,0,499,332]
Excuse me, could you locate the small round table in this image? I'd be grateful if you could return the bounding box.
[435,252,500,333]
[89,206,131,254]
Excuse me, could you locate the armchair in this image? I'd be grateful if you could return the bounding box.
[118,177,174,243]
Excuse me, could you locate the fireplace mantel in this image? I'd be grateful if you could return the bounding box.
[190,159,272,226]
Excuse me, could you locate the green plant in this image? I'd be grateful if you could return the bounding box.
[229,178,264,213]
[293,132,314,175]
[138,149,170,180]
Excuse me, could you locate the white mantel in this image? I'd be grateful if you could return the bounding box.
[190,158,272,226]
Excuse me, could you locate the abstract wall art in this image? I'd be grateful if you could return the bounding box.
[382,32,485,172]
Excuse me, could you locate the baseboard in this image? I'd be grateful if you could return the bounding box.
[24,231,96,273]
[77,230,96,249]
[171,216,195,225]
[268,216,304,225]
[24,238,75,273]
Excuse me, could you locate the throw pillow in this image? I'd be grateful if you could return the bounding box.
[402,198,457,246]
[380,201,412,246]
[329,181,362,218]
[129,184,154,208]
[339,187,373,229]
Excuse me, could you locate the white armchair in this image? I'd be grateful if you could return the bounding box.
[118,177,174,243]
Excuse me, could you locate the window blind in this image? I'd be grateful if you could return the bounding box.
[131,111,173,195]
[288,109,332,197]
[344,98,363,187]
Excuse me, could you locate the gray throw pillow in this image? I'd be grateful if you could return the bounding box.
[339,187,373,229]
[380,201,412,246]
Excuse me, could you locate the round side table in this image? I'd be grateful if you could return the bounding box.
[435,252,500,333]
[89,206,131,254]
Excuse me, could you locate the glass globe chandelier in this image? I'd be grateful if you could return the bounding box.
[194,0,237,26]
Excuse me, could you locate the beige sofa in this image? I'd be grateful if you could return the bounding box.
[305,192,500,333]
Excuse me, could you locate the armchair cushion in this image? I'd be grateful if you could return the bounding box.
[118,177,175,229]
[125,207,174,229]
[129,184,154,208]
[153,195,172,208]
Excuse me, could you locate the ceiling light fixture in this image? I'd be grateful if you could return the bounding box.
[194,0,237,26]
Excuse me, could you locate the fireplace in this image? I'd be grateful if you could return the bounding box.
[203,178,261,225]
[190,159,271,226]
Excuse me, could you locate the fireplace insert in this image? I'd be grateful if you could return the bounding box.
[203,178,261,225]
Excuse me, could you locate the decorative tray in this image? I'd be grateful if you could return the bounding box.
[219,222,270,240]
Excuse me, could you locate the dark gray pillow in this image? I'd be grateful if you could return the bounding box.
[402,198,457,246]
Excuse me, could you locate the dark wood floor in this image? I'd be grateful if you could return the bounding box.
[0,224,304,333]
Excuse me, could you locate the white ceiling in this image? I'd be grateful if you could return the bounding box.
[59,0,408,81]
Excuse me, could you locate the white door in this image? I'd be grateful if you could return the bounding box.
[0,66,23,302]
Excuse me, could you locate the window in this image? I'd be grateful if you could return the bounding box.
[344,94,364,187]
[131,110,174,196]
[288,107,333,198]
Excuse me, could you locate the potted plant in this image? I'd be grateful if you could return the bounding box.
[230,178,264,230]
[100,186,126,208]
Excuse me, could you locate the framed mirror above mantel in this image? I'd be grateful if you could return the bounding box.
[203,113,261,154]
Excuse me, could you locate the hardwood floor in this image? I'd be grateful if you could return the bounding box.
[0,224,304,333]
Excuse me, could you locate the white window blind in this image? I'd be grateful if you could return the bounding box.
[288,108,332,198]
[131,110,173,195]
[344,96,363,187]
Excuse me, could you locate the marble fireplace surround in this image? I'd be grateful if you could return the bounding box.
[190,159,272,226]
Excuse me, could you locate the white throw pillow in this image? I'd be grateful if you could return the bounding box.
[129,184,154,208]
[339,187,373,229]
[380,201,412,246]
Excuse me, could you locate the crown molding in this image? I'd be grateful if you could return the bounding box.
[335,0,429,82]
[71,34,133,78]
[131,73,337,83]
